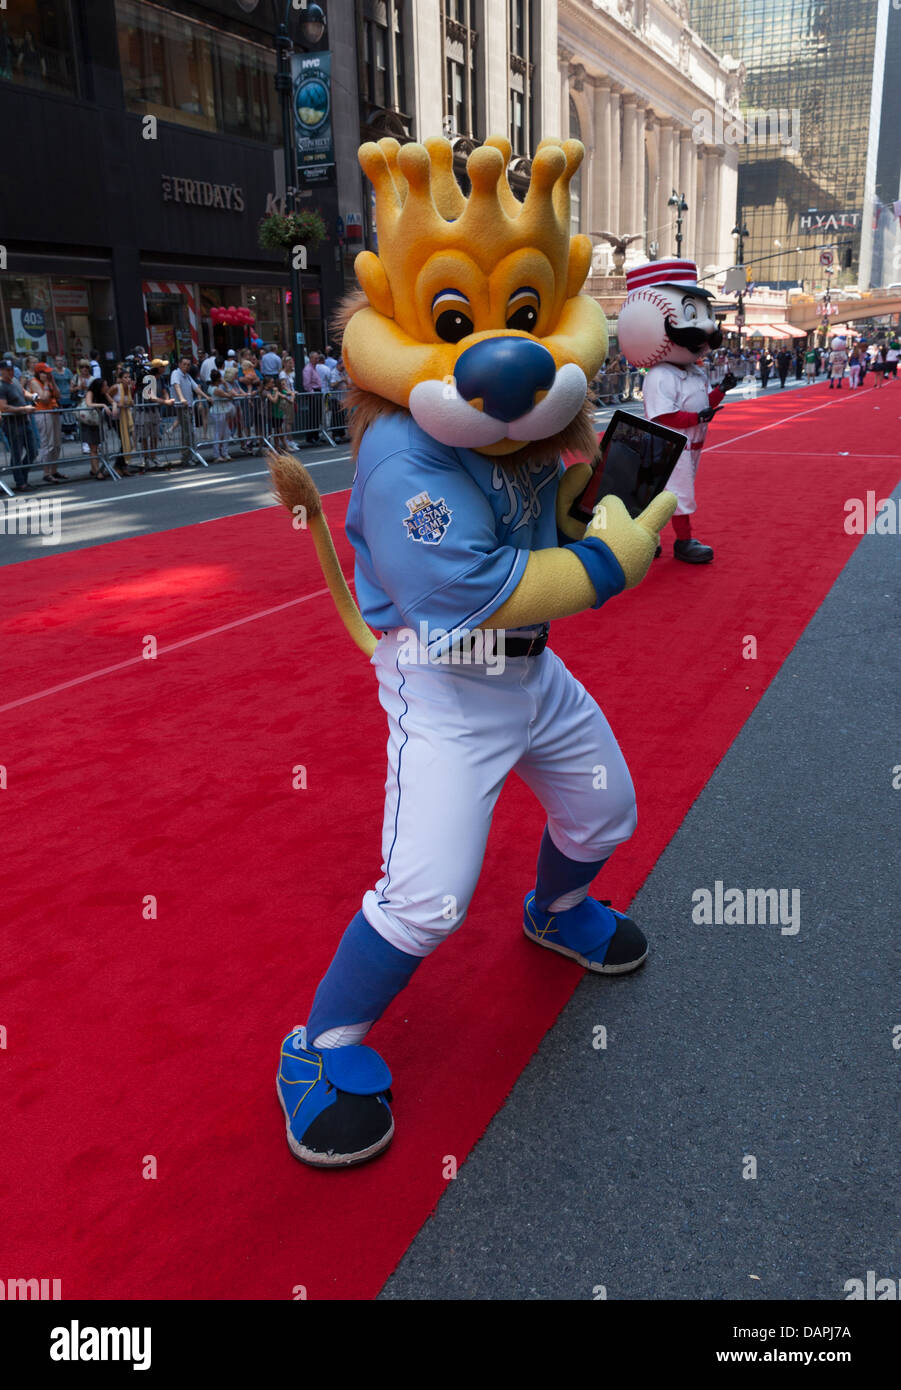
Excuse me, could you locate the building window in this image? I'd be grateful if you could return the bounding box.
[443,0,478,139]
[509,1,533,157]
[116,0,279,143]
[0,275,111,362]
[0,0,77,95]
[361,1,407,120]
[569,97,582,236]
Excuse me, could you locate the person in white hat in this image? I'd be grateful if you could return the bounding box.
[617,260,736,563]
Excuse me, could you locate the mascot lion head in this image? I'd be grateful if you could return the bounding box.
[337,134,607,464]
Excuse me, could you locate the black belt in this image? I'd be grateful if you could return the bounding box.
[381,626,549,659]
[496,625,549,658]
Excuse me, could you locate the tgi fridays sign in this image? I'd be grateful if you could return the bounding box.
[162,176,246,212]
[800,211,861,233]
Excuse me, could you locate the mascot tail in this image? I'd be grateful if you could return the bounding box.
[268,452,378,658]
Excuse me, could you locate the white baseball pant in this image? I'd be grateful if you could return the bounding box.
[361,630,637,958]
[665,444,702,516]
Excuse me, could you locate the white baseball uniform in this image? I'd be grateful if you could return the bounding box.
[640,361,712,516]
[345,411,638,960]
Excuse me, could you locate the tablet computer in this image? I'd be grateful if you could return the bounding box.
[567,409,688,525]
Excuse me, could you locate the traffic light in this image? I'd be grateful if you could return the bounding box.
[746,265,753,283]
[842,245,852,270]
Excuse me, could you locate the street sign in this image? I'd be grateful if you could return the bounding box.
[723,266,746,295]
[819,249,834,268]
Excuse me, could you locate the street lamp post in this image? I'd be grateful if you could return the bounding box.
[732,220,749,356]
[668,190,688,258]
[273,6,305,356]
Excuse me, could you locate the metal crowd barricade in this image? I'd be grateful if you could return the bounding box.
[130,400,206,469]
[260,388,338,451]
[0,385,354,494]
[0,403,120,495]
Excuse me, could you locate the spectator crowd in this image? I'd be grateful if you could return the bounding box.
[2,335,898,494]
[587,338,899,408]
[0,343,350,492]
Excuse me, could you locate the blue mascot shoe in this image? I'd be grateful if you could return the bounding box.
[523,892,648,974]
[277,1026,394,1168]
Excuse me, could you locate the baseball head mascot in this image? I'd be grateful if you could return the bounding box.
[269,135,676,1168]
[617,260,735,564]
[828,334,848,390]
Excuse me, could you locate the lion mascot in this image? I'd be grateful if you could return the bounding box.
[270,135,676,1167]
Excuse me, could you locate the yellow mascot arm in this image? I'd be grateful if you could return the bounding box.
[481,485,677,629]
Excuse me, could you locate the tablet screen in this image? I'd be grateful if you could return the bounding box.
[568,410,688,523]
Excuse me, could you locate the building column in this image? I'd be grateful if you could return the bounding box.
[718,148,739,269]
[620,95,639,234]
[559,52,571,150]
[699,147,722,270]
[645,113,660,257]
[657,121,675,256]
[677,131,695,259]
[633,104,648,250]
[591,81,613,247]
[607,85,622,237]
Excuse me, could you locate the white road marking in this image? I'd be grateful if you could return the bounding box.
[0,586,332,714]
[47,455,352,515]
[706,388,864,452]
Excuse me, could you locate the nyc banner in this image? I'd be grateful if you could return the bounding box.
[292,51,335,186]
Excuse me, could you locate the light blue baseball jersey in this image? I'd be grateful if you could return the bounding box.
[345,412,561,648]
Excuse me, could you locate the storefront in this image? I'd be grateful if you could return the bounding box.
[0,275,116,364]
[1,0,346,368]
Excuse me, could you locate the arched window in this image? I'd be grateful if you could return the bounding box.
[569,97,582,236]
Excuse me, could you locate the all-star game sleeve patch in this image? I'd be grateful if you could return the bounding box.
[403,492,453,545]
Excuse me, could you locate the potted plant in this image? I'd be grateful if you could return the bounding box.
[258,209,328,260]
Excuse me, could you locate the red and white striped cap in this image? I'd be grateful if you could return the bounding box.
[625,259,714,297]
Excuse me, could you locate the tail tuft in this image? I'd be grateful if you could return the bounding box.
[267,451,323,520]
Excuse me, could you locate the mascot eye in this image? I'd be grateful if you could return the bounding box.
[681,298,698,323]
[432,289,473,343]
[435,308,474,342]
[506,287,540,333]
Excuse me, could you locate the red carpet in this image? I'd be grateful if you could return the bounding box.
[3,382,899,1299]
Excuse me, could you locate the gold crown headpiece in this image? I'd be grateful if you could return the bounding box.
[357,134,585,296]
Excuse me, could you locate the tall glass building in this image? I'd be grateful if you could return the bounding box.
[691,0,901,292]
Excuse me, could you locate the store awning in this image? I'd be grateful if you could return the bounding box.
[723,320,807,338]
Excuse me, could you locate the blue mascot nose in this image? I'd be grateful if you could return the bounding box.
[454,338,556,423]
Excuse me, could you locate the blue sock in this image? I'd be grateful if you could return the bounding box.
[306,911,421,1045]
[534,826,608,913]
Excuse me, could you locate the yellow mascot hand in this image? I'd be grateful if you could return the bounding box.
[585,491,678,589]
[555,461,593,541]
